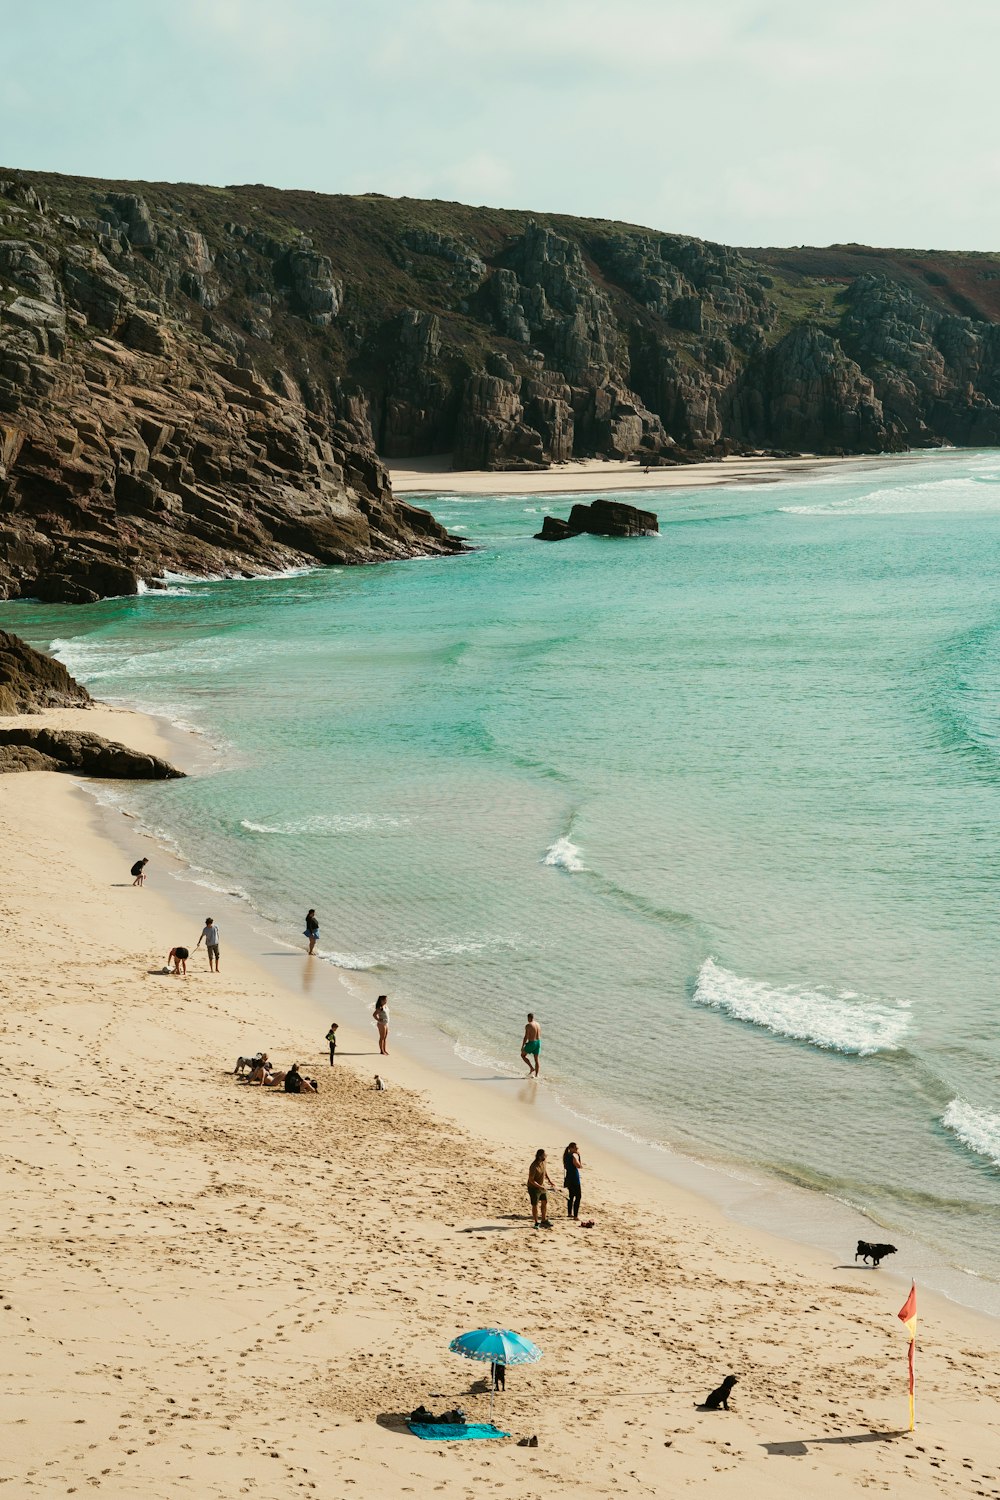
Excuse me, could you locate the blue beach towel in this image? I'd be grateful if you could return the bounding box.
[408,1422,509,1441]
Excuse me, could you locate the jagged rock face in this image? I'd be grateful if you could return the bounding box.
[3,168,1000,570]
[536,499,659,540]
[0,179,465,602]
[0,629,92,713]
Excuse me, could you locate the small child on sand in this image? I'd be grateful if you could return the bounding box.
[325,1022,338,1066]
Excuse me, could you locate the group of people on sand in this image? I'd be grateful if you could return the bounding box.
[527,1143,584,1227]
[234,1052,320,1093]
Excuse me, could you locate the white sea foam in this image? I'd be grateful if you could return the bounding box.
[542,835,584,873]
[693,958,910,1055]
[781,475,1000,517]
[239,813,409,835]
[943,1099,1000,1168]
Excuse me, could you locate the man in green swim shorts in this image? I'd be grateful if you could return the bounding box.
[521,1013,542,1076]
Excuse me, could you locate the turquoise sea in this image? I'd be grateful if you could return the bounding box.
[5,449,1000,1297]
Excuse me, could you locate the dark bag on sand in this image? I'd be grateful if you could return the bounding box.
[409,1404,434,1423]
[440,1407,467,1425]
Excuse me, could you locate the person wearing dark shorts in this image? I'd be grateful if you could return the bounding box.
[131,858,148,886]
[168,946,189,976]
[196,918,221,972]
[527,1148,554,1229]
[325,1022,338,1066]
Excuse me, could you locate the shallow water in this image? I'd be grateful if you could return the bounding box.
[5,448,1000,1289]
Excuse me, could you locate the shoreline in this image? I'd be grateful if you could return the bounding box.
[387,450,913,498]
[82,710,1000,1324]
[4,706,1000,1494]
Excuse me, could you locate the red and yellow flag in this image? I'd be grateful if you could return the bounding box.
[897,1283,917,1429]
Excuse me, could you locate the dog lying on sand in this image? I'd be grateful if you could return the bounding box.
[697,1375,738,1411]
[856,1240,897,1267]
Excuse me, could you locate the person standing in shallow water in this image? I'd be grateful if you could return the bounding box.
[521,1013,541,1076]
[563,1141,583,1219]
[325,1021,338,1066]
[373,995,389,1055]
[304,909,319,956]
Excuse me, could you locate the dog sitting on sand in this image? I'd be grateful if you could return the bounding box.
[697,1375,738,1411]
[856,1240,897,1268]
[374,1074,387,1091]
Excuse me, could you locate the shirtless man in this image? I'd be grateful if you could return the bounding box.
[521,1013,542,1076]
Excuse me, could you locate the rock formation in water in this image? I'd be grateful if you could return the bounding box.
[3,167,1000,599]
[0,628,92,712]
[535,500,659,540]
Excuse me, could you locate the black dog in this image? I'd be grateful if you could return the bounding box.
[697,1374,738,1411]
[856,1240,897,1268]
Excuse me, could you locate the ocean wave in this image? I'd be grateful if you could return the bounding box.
[692,958,910,1055]
[542,835,584,873]
[943,1099,1000,1168]
[780,474,1000,517]
[239,813,409,835]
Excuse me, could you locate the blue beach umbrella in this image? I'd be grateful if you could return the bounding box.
[449,1327,542,1421]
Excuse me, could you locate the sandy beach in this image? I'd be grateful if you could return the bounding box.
[2,706,1000,1498]
[389,453,854,497]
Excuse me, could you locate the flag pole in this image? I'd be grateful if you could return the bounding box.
[897,1282,917,1431]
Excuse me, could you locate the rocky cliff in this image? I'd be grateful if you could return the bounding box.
[3,167,1000,601]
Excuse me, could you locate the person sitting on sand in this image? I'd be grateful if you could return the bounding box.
[527,1148,554,1229]
[246,1054,278,1084]
[283,1062,317,1095]
[131,857,149,886]
[167,945,189,976]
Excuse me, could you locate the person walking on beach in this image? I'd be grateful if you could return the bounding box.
[131,857,148,886]
[374,996,389,1055]
[527,1148,554,1229]
[167,945,189,977]
[521,1013,542,1076]
[304,909,319,956]
[325,1021,338,1066]
[563,1141,583,1219]
[196,917,221,972]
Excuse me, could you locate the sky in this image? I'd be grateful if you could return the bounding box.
[2,0,998,250]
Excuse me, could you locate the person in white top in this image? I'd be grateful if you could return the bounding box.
[196,917,221,972]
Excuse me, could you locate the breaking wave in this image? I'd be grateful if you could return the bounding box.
[542,835,584,873]
[943,1099,1000,1168]
[239,813,409,835]
[692,958,910,1055]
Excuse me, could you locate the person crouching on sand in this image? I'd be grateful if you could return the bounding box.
[168,945,189,976]
[521,1013,541,1076]
[131,857,148,886]
[527,1148,554,1229]
[374,996,389,1055]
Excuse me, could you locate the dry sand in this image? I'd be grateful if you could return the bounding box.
[389,453,854,497]
[2,707,999,1499]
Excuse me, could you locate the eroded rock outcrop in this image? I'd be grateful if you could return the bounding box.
[0,630,92,713]
[535,499,658,540]
[0,724,183,778]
